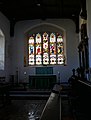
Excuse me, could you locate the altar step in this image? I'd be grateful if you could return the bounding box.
[9,90,51,100]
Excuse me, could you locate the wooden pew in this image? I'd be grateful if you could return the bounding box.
[0,83,11,106]
[70,79,91,119]
[39,84,61,120]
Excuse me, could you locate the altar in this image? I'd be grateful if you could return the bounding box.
[29,74,57,89]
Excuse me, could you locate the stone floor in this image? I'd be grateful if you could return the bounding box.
[0,83,76,120]
[0,83,79,120]
[0,100,47,120]
[0,97,75,120]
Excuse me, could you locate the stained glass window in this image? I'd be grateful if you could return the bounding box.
[28,32,65,66]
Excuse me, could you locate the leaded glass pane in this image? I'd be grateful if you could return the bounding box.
[43,32,49,64]
[36,33,42,65]
[29,36,35,65]
[43,53,49,65]
[36,55,42,65]
[50,33,56,64]
[57,35,64,64]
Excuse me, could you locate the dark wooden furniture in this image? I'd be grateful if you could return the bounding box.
[70,79,91,119]
[39,84,61,120]
[0,83,11,106]
[0,77,5,83]
[78,10,89,80]
[29,75,57,89]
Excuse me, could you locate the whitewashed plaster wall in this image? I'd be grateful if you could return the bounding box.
[11,19,79,82]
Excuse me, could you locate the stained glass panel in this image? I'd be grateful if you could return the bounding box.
[57,34,64,64]
[43,32,49,64]
[29,36,34,65]
[36,33,42,65]
[50,33,56,64]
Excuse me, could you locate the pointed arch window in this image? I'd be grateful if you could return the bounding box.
[28,32,65,66]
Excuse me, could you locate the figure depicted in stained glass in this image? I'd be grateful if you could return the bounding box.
[57,34,64,64]
[50,33,56,64]
[28,36,35,65]
[36,33,41,43]
[43,32,48,41]
[43,32,48,53]
[58,45,63,54]
[43,53,49,64]
[51,44,55,53]
[37,45,41,54]
[36,55,42,65]
[29,45,34,54]
[43,32,49,64]
[36,33,41,55]
[35,33,42,65]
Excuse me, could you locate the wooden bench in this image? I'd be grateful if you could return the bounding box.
[39,84,61,120]
[0,83,11,106]
[0,77,5,83]
[70,79,91,119]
